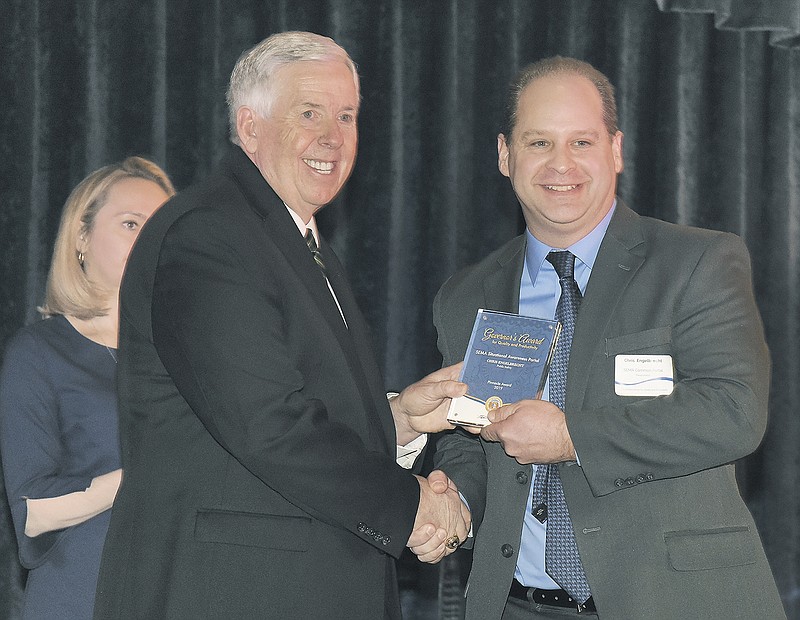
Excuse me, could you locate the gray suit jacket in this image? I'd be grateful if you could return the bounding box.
[433,202,785,619]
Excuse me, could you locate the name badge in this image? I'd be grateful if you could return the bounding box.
[614,355,673,396]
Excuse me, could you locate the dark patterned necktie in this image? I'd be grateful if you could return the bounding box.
[531,250,591,603]
[304,229,327,277]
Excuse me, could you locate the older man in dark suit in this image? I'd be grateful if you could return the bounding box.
[94,31,469,620]
[433,57,785,619]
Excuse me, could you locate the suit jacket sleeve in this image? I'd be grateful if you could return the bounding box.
[149,206,419,559]
[570,231,770,496]
[431,283,489,534]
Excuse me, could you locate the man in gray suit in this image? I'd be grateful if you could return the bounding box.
[432,56,785,619]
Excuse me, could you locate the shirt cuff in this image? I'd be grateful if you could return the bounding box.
[396,433,428,469]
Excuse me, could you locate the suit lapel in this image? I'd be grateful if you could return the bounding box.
[567,203,646,412]
[225,147,393,453]
[267,209,352,344]
[483,236,526,314]
[225,147,353,353]
[472,210,646,416]
[323,242,395,453]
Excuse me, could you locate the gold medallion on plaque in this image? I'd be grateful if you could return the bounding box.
[485,396,503,411]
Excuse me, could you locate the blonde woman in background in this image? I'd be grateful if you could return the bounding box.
[0,157,174,619]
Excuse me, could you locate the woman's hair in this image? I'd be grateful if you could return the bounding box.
[40,156,175,320]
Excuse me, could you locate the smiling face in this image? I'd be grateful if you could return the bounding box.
[498,73,624,248]
[237,59,359,222]
[78,177,168,297]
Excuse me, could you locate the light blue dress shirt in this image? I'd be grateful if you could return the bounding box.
[514,203,616,588]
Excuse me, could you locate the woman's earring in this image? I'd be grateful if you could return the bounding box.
[77,251,85,266]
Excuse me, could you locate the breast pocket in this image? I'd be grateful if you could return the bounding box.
[604,326,672,356]
[597,327,674,401]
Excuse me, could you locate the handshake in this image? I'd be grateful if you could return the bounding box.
[406,470,470,564]
[390,362,470,563]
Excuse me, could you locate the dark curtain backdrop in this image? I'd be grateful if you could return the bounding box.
[1,1,798,618]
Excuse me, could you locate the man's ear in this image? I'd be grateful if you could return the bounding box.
[236,106,259,153]
[497,133,511,178]
[612,130,624,174]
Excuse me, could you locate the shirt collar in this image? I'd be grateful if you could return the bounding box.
[524,200,617,281]
[285,205,320,245]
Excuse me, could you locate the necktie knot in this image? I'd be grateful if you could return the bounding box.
[304,229,327,276]
[304,228,319,253]
[546,250,576,281]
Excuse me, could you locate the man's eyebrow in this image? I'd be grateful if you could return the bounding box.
[517,129,602,140]
[516,130,547,140]
[297,101,358,113]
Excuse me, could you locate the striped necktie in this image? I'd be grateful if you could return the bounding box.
[304,228,327,277]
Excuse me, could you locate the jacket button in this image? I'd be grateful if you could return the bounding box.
[357,522,366,532]
[515,471,529,484]
[636,474,646,483]
[501,544,514,558]
[614,478,625,487]
[646,473,655,481]
[625,478,635,485]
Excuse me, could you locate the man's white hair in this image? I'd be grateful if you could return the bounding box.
[226,31,359,145]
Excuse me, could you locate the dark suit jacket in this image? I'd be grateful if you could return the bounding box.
[433,203,785,619]
[94,146,420,619]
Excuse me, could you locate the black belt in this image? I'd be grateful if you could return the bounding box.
[509,579,596,613]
